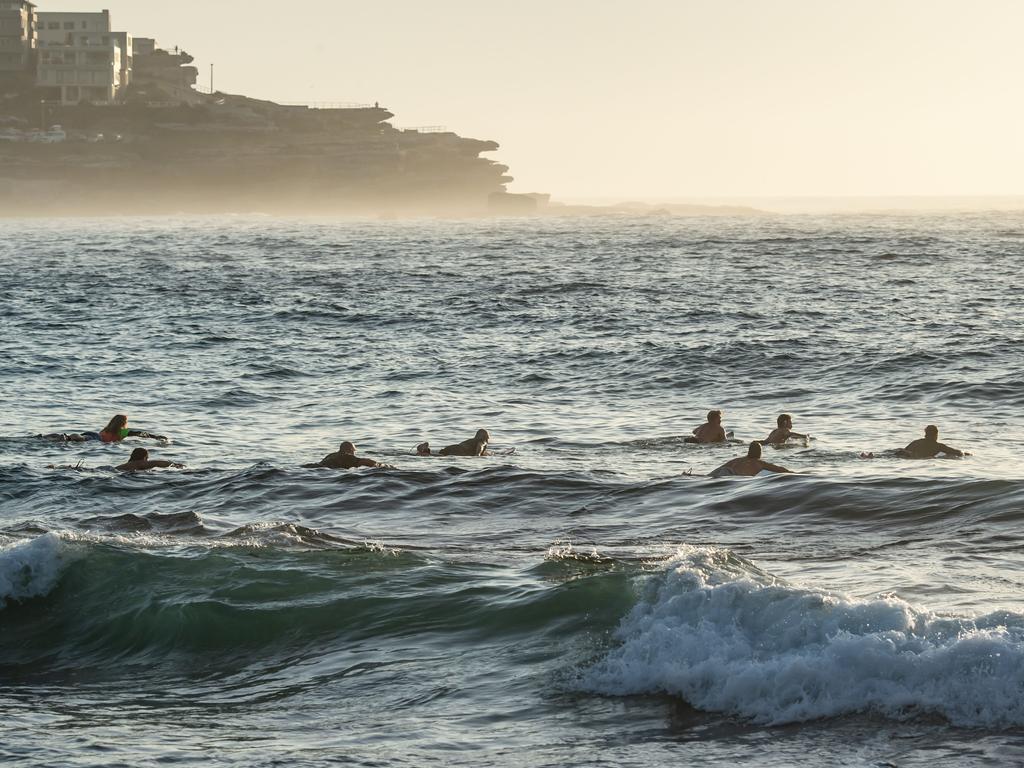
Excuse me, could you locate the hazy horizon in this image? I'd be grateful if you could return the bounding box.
[558,194,1024,213]
[35,0,1024,202]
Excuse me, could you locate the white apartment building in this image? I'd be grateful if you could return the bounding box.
[36,9,131,104]
[0,0,36,77]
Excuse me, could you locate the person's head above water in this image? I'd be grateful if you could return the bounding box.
[129,447,148,462]
[747,441,762,459]
[475,429,490,443]
[103,414,128,434]
[339,441,356,455]
[707,410,722,424]
[777,413,792,428]
[416,442,431,456]
[925,425,939,440]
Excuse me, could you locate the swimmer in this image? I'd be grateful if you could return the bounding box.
[41,414,167,443]
[438,429,491,457]
[760,413,808,445]
[685,409,727,444]
[896,425,968,459]
[305,441,383,469]
[96,414,166,443]
[116,448,183,472]
[710,441,792,477]
[415,442,432,456]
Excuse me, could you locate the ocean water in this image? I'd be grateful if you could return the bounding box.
[1,213,1023,766]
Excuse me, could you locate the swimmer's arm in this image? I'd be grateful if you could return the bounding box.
[936,443,964,457]
[147,460,183,469]
[789,431,808,441]
[127,429,167,440]
[713,427,727,442]
[763,462,793,473]
[356,457,379,468]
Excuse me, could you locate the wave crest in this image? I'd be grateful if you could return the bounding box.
[0,533,67,607]
[579,546,1024,728]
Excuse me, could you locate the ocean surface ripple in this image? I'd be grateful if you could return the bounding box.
[1,213,1024,767]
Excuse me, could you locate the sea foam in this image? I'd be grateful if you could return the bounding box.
[580,546,1024,728]
[0,533,66,607]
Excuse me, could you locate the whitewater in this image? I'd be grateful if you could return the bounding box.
[1,213,1023,766]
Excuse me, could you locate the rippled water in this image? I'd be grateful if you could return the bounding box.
[2,213,1023,766]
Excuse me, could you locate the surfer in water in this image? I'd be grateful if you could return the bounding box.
[41,414,167,443]
[685,410,727,443]
[760,413,808,445]
[116,448,184,471]
[439,429,491,457]
[305,441,386,469]
[710,441,792,477]
[415,431,490,456]
[896,425,968,458]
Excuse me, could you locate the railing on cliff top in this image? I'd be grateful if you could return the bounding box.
[186,93,450,132]
[278,102,378,109]
[190,92,379,108]
[397,125,449,133]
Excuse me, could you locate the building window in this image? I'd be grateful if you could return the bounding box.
[47,22,59,30]
[81,20,87,28]
[63,21,74,30]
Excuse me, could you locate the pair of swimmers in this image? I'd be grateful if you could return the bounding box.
[686,411,807,446]
[42,414,180,472]
[305,429,492,470]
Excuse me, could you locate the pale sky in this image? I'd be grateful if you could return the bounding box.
[40,0,1024,200]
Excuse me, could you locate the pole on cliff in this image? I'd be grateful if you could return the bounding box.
[210,63,214,94]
